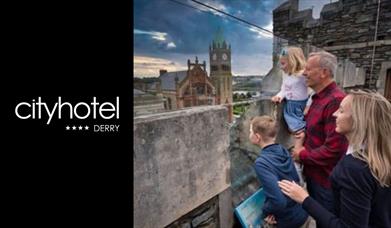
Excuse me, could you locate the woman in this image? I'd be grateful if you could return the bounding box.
[278,90,391,227]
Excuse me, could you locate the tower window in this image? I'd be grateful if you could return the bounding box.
[211,65,218,71]
[222,65,230,71]
[196,86,205,95]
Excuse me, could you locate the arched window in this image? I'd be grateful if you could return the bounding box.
[167,98,172,110]
[222,65,230,71]
[194,84,205,95]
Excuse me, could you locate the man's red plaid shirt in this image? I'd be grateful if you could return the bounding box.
[299,82,349,188]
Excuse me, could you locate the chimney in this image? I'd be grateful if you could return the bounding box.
[156,79,162,92]
[159,69,167,76]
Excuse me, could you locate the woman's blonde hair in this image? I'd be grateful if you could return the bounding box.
[280,46,306,75]
[348,89,391,187]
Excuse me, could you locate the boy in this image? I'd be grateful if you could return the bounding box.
[249,116,308,228]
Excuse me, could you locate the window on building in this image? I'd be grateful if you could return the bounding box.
[167,98,172,110]
[222,65,230,71]
[211,65,218,71]
[206,85,212,95]
[195,85,205,95]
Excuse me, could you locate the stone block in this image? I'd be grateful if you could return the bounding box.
[358,28,369,33]
[180,222,191,228]
[350,53,361,58]
[134,106,230,228]
[192,207,216,227]
[355,14,373,23]
[348,5,362,14]
[218,188,233,228]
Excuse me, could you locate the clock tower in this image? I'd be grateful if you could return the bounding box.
[209,28,232,107]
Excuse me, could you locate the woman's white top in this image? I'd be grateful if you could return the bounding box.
[276,72,310,101]
[346,144,366,155]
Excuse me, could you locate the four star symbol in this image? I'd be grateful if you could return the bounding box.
[66,125,89,131]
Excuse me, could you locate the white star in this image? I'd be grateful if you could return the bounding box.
[72,126,76,130]
[66,126,70,130]
[78,126,83,130]
[85,126,89,130]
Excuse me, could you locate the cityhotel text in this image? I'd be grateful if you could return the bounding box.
[15,97,120,125]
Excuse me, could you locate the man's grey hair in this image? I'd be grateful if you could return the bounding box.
[309,51,338,77]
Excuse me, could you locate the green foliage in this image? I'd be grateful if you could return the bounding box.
[233,104,250,115]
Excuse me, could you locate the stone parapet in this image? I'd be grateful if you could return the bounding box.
[134,105,231,228]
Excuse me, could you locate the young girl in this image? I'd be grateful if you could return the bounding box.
[271,46,311,136]
[271,46,311,187]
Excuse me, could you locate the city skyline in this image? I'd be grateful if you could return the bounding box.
[134,0,331,77]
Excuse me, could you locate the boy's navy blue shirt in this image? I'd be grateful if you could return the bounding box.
[254,144,308,228]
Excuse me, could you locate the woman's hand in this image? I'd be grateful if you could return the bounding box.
[278,180,309,204]
[264,214,277,225]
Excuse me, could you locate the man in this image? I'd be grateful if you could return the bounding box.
[291,51,348,227]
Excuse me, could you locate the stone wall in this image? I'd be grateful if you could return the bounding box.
[166,196,219,228]
[166,188,232,228]
[273,0,391,89]
[134,106,232,228]
[231,98,293,153]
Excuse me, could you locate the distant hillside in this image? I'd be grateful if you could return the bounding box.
[232,75,263,91]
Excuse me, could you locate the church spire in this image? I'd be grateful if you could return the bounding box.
[213,26,225,48]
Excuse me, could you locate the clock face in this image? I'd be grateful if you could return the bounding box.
[212,53,217,60]
[222,53,228,60]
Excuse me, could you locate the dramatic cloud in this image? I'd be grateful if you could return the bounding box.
[134,29,167,41]
[167,42,176,49]
[134,0,330,77]
[249,21,273,40]
[134,56,187,77]
[190,0,229,17]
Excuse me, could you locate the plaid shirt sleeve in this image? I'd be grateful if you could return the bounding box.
[299,98,349,166]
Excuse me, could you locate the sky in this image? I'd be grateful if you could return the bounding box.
[134,0,332,77]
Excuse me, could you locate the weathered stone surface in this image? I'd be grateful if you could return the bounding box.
[180,222,191,228]
[134,106,230,228]
[218,188,233,228]
[273,0,391,89]
[355,15,373,23]
[191,207,216,227]
[166,195,220,228]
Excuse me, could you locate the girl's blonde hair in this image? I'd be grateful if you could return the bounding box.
[348,89,391,187]
[280,46,306,75]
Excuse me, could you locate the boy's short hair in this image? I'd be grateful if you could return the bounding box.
[251,115,278,139]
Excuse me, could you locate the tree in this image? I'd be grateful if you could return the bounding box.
[233,93,239,101]
[246,92,252,99]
